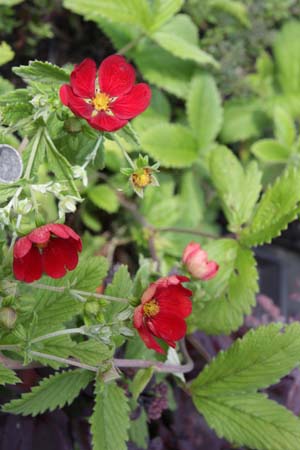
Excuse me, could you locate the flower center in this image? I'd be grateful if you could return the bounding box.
[143,299,160,317]
[132,169,152,188]
[35,242,48,249]
[92,92,110,112]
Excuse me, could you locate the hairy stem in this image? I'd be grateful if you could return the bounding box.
[112,134,135,169]
[117,33,144,55]
[30,327,86,345]
[30,351,99,372]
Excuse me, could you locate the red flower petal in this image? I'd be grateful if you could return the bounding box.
[13,236,32,259]
[42,238,79,279]
[157,286,192,319]
[137,321,165,354]
[99,55,135,97]
[141,283,157,304]
[70,58,96,98]
[88,112,127,132]
[48,224,82,252]
[13,247,43,283]
[149,312,187,343]
[111,83,151,120]
[28,226,51,245]
[59,85,93,119]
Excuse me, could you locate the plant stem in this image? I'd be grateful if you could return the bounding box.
[82,134,103,169]
[117,33,144,55]
[187,335,211,362]
[158,227,219,239]
[0,345,19,351]
[30,351,98,372]
[112,134,135,169]
[24,128,44,180]
[29,282,129,303]
[30,328,86,345]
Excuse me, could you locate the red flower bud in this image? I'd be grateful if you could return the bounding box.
[60,55,151,132]
[182,242,219,281]
[133,275,192,354]
[13,223,82,283]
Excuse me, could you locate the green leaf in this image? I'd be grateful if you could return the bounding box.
[13,61,69,84]
[2,369,93,416]
[193,240,258,334]
[152,14,218,68]
[141,124,198,168]
[192,323,300,395]
[187,73,223,150]
[150,0,184,31]
[88,185,119,213]
[210,0,250,27]
[220,99,269,143]
[105,265,133,321]
[274,21,300,95]
[63,0,152,30]
[273,107,296,147]
[45,133,80,198]
[69,340,112,365]
[240,166,300,246]
[193,393,300,450]
[90,381,130,450]
[0,0,24,5]
[131,368,154,400]
[129,407,149,449]
[0,183,19,205]
[251,139,291,163]
[0,363,20,386]
[1,102,33,127]
[134,42,196,99]
[178,171,204,227]
[210,146,262,230]
[0,42,14,66]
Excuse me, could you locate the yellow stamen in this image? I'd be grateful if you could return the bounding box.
[143,299,159,317]
[92,92,110,112]
[131,169,152,188]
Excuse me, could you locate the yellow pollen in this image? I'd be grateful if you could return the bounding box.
[132,169,152,188]
[143,299,159,317]
[92,92,110,112]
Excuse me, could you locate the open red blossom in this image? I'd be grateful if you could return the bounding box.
[13,224,82,283]
[59,55,151,132]
[133,275,192,354]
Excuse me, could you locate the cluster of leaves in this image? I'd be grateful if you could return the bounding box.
[1,2,300,450]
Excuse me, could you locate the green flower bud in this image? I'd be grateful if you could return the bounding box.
[0,307,17,329]
[64,117,82,133]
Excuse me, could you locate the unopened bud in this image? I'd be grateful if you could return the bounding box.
[64,117,82,133]
[0,307,17,329]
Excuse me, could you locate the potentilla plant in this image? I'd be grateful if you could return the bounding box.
[1,14,300,450]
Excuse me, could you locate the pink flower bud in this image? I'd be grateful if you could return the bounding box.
[182,242,219,281]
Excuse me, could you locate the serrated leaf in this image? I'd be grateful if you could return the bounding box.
[141,124,198,168]
[88,184,119,213]
[90,381,130,450]
[150,0,184,31]
[187,73,223,150]
[2,369,93,416]
[70,340,112,365]
[192,323,300,395]
[134,42,196,99]
[152,15,218,68]
[193,393,300,450]
[251,139,291,163]
[192,239,258,334]
[1,102,33,126]
[210,146,262,230]
[63,0,152,30]
[13,61,69,84]
[0,183,19,205]
[273,107,296,147]
[0,89,31,106]
[129,407,149,449]
[240,166,300,246]
[0,363,20,386]
[210,0,250,27]
[0,41,14,66]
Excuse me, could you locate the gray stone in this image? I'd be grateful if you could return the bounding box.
[0,145,23,183]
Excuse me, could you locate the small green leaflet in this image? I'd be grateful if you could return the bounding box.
[88,184,120,213]
[152,14,218,68]
[0,42,15,66]
[273,106,296,147]
[2,369,94,416]
[187,73,223,151]
[209,146,262,231]
[240,166,300,246]
[192,323,300,395]
[105,265,133,321]
[13,61,70,84]
[90,381,130,450]
[0,363,20,386]
[192,239,258,334]
[193,393,300,450]
[149,0,184,32]
[129,407,149,449]
[131,367,154,400]
[251,139,290,163]
[141,123,198,168]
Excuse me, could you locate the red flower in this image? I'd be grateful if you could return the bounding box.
[182,242,219,281]
[60,55,151,132]
[133,275,192,354]
[13,224,82,283]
